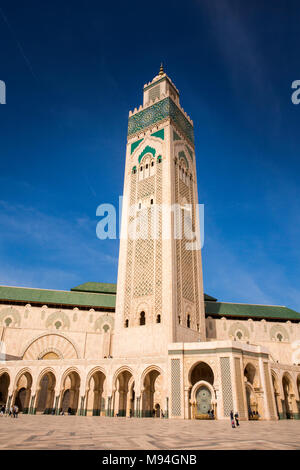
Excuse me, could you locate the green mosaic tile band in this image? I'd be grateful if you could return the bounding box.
[138,145,156,163]
[131,138,144,155]
[151,129,165,140]
[128,97,194,145]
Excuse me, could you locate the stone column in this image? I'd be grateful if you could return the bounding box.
[6,394,12,412]
[29,394,36,415]
[126,391,131,417]
[54,395,60,415]
[24,388,32,414]
[258,358,274,420]
[184,387,190,419]
[78,395,85,416]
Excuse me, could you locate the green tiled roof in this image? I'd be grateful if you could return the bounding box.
[1,283,299,321]
[205,301,300,322]
[204,294,217,302]
[0,286,116,309]
[71,282,117,294]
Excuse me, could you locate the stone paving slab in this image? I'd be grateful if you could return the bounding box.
[0,416,299,450]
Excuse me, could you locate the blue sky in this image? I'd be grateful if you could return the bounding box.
[0,0,299,310]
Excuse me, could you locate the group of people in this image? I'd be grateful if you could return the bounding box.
[248,409,260,419]
[230,410,239,428]
[0,404,19,418]
[207,409,215,419]
[59,407,73,415]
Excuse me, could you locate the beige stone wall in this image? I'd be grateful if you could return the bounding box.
[0,304,114,361]
[206,316,300,364]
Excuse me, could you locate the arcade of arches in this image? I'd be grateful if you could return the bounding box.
[0,362,299,420]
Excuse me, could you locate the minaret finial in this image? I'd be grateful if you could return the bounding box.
[159,62,164,75]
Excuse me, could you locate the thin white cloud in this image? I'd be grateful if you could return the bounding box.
[0,200,118,289]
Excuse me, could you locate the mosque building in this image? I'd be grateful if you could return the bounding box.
[0,66,300,420]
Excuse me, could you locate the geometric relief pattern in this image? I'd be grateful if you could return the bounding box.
[94,314,114,332]
[220,357,234,417]
[45,311,70,330]
[175,164,182,323]
[179,180,194,303]
[154,162,162,314]
[0,307,21,327]
[22,334,78,360]
[234,357,246,419]
[133,176,155,298]
[228,322,250,340]
[191,184,200,330]
[123,173,136,322]
[269,324,289,342]
[171,359,181,417]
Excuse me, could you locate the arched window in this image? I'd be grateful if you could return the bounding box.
[4,317,12,327]
[236,331,243,340]
[140,166,143,171]
[54,321,62,330]
[277,333,283,342]
[125,319,129,328]
[151,161,154,167]
[156,314,161,324]
[157,156,162,163]
[140,311,146,326]
[187,315,191,328]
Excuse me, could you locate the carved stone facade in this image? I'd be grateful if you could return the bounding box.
[0,68,300,421]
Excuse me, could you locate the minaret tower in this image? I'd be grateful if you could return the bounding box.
[114,66,206,357]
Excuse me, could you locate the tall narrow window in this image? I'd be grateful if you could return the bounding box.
[140,311,146,326]
[156,314,161,324]
[125,319,129,328]
[187,315,191,328]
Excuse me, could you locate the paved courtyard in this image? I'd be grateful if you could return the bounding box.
[0,415,299,450]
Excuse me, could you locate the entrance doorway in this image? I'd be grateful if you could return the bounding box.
[196,386,212,415]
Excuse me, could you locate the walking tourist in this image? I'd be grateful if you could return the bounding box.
[234,411,240,427]
[230,410,235,428]
[0,405,5,416]
[13,405,19,418]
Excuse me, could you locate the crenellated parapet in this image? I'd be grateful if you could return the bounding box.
[129,92,193,126]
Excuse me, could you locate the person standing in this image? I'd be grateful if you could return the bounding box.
[234,411,239,427]
[230,410,235,428]
[13,405,19,418]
